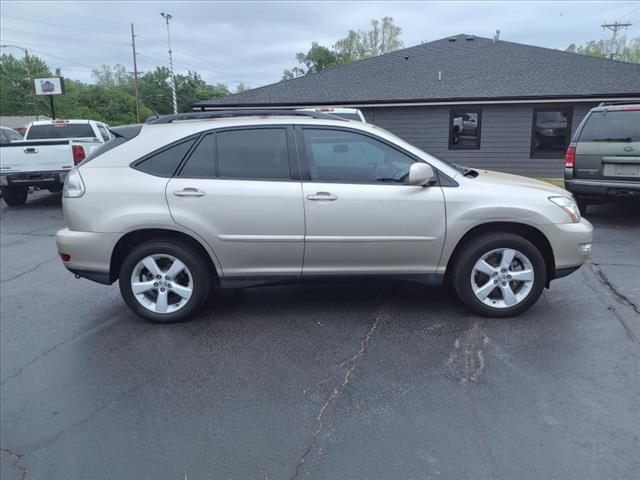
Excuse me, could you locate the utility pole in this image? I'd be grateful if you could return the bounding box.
[1,44,38,118]
[601,21,632,58]
[161,12,178,114]
[130,23,141,123]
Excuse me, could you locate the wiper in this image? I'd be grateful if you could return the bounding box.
[592,137,632,142]
[463,169,478,178]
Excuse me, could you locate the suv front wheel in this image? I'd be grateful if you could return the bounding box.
[119,240,212,323]
[452,233,546,317]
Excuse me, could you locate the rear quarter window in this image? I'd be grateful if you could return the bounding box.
[133,137,197,177]
[578,110,640,142]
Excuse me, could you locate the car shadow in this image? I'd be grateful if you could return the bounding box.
[585,200,640,229]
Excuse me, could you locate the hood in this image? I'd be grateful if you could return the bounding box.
[469,170,569,196]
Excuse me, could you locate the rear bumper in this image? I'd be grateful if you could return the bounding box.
[565,178,640,199]
[56,228,121,284]
[0,170,69,189]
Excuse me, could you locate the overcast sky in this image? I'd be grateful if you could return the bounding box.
[2,1,639,91]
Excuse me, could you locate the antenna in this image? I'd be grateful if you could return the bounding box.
[493,30,501,41]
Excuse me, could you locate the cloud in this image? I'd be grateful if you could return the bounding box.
[1,0,638,89]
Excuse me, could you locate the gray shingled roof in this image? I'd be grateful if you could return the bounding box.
[195,34,640,108]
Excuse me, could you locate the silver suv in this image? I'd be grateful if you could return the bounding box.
[56,111,593,322]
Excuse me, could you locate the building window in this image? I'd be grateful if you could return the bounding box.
[449,109,482,150]
[530,107,573,158]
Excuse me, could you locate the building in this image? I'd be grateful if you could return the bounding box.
[194,34,640,177]
[0,116,50,135]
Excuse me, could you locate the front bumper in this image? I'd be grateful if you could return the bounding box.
[0,170,69,189]
[565,178,640,200]
[56,228,121,284]
[538,217,593,274]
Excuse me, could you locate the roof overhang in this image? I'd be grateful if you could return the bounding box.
[194,95,640,111]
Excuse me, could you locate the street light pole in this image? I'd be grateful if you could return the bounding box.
[160,12,178,114]
[1,44,38,118]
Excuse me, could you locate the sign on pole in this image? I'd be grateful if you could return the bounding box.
[34,77,65,119]
[34,77,65,96]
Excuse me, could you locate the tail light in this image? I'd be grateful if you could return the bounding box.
[59,253,71,262]
[72,145,85,165]
[565,146,576,168]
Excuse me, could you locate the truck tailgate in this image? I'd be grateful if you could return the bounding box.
[0,140,74,174]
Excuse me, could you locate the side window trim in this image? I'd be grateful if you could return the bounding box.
[175,132,216,178]
[297,126,425,186]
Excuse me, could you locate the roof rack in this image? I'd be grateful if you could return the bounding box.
[145,109,348,124]
[598,101,640,107]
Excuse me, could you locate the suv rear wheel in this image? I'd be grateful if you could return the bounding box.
[119,240,212,323]
[452,233,546,317]
[2,187,28,206]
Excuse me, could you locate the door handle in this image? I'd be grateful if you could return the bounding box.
[24,147,38,154]
[173,188,205,197]
[306,192,338,201]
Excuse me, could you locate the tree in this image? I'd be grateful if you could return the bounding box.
[235,82,251,93]
[282,17,403,80]
[91,64,131,87]
[1,55,233,124]
[0,53,51,116]
[334,16,403,62]
[567,36,640,63]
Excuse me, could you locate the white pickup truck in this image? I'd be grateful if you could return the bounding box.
[0,119,112,206]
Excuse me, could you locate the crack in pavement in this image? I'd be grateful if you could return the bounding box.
[0,306,128,386]
[1,448,27,480]
[0,259,57,284]
[589,261,640,343]
[291,306,386,480]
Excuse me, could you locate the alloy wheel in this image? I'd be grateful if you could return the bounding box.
[130,254,193,314]
[470,248,535,309]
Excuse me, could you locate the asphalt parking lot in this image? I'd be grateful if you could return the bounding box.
[1,191,639,480]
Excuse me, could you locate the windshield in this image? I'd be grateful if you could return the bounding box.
[578,110,640,142]
[27,124,96,140]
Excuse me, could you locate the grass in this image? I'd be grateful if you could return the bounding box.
[537,178,565,188]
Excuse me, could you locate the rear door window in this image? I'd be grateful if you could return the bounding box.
[578,110,640,142]
[216,128,290,180]
[179,134,215,178]
[26,124,96,140]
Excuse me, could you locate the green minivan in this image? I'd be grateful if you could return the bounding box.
[564,103,640,213]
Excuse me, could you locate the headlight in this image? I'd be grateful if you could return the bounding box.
[63,168,85,198]
[549,196,580,223]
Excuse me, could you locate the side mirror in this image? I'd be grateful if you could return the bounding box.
[408,163,435,186]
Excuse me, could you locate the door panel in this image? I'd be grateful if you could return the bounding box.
[167,178,305,276]
[301,182,446,274]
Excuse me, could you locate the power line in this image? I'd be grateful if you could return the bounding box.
[0,14,126,38]
[0,27,129,47]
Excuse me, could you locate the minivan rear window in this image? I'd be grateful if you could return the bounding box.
[578,110,640,142]
[27,124,96,140]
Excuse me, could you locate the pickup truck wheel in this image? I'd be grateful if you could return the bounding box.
[452,233,546,318]
[1,187,28,206]
[119,241,211,323]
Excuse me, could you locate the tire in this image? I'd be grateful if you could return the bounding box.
[119,240,212,323]
[452,232,546,318]
[2,187,28,206]
[575,197,589,215]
